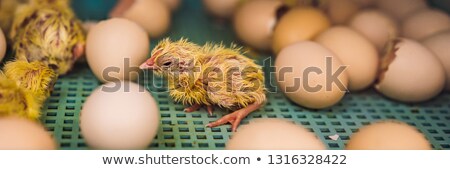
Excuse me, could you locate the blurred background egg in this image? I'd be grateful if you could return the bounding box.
[315,26,378,91]
[226,119,326,150]
[376,38,446,102]
[402,9,450,40]
[0,28,6,62]
[272,7,331,53]
[350,0,375,8]
[275,41,348,109]
[423,30,450,91]
[122,0,171,37]
[86,18,149,83]
[80,81,160,150]
[203,0,240,19]
[0,117,56,150]
[162,0,181,11]
[233,0,282,51]
[376,0,429,20]
[325,0,360,25]
[349,10,399,51]
[347,121,431,150]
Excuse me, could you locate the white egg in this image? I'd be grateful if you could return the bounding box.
[226,119,326,150]
[376,38,446,102]
[123,0,171,38]
[86,18,150,83]
[203,0,240,18]
[80,81,160,149]
[423,30,450,91]
[402,9,450,40]
[0,117,56,150]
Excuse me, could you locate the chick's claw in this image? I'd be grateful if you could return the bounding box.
[206,105,214,116]
[207,103,262,132]
[184,104,201,113]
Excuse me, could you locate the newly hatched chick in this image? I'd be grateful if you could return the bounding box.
[140,38,266,131]
[10,0,86,75]
[0,61,57,120]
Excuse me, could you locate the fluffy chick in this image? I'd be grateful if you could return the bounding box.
[140,38,266,131]
[0,61,57,119]
[10,0,86,75]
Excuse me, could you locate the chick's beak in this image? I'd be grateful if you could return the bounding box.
[140,56,157,70]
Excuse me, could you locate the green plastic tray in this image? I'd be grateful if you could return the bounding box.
[39,1,450,150]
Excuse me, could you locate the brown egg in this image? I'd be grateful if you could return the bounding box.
[272,7,331,53]
[376,38,445,102]
[325,0,360,24]
[315,26,378,91]
[0,28,6,62]
[0,117,56,150]
[161,0,181,11]
[123,0,171,37]
[203,0,240,19]
[349,10,399,51]
[402,9,450,40]
[423,30,450,91]
[350,0,375,7]
[347,121,431,150]
[275,41,348,109]
[233,0,282,51]
[376,0,428,20]
[226,119,326,150]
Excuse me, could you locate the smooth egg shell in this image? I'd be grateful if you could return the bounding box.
[233,0,282,51]
[276,41,348,109]
[350,10,399,51]
[123,0,171,37]
[402,9,450,40]
[375,38,445,102]
[203,0,240,18]
[326,0,360,24]
[80,81,160,150]
[272,7,330,53]
[347,121,431,150]
[423,30,450,91]
[226,119,326,150]
[0,117,56,150]
[315,26,378,91]
[376,0,428,20]
[86,18,149,83]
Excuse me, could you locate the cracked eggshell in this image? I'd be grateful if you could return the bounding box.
[226,119,326,150]
[349,10,399,51]
[86,18,150,83]
[402,9,450,41]
[272,7,331,54]
[375,38,445,102]
[347,121,431,150]
[423,30,450,91]
[123,0,171,38]
[0,117,57,150]
[315,26,378,91]
[275,41,348,109]
[376,0,428,20]
[233,0,282,51]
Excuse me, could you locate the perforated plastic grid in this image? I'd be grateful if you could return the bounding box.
[39,2,450,150]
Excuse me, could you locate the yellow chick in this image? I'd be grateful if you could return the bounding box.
[0,61,57,119]
[0,0,29,36]
[10,0,86,75]
[140,38,266,131]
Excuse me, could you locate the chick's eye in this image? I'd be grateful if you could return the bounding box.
[163,61,172,66]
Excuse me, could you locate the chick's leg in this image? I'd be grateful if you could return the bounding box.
[184,104,201,113]
[207,103,262,132]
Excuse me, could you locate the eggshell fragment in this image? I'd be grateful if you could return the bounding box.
[423,30,450,91]
[233,0,282,51]
[226,119,326,150]
[402,9,450,40]
[347,121,431,150]
[123,0,171,37]
[272,7,331,53]
[0,117,56,150]
[275,41,348,109]
[375,38,445,102]
[315,26,378,91]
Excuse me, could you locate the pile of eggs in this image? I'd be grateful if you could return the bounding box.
[205,0,450,109]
